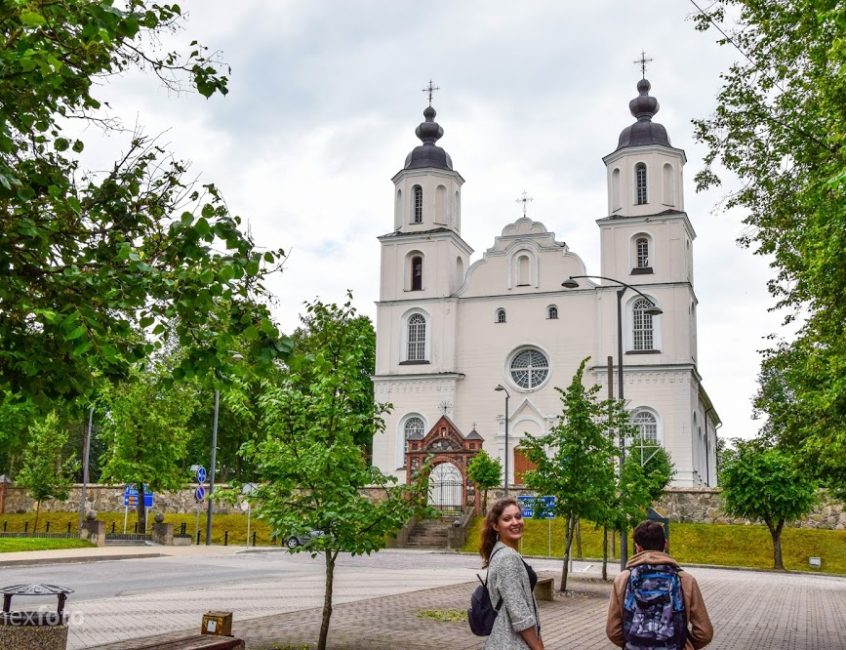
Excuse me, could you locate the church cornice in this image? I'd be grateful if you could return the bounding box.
[377,228,474,254]
[372,372,465,382]
[391,166,466,184]
[596,210,697,240]
[602,142,687,166]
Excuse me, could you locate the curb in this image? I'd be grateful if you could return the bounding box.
[0,552,165,568]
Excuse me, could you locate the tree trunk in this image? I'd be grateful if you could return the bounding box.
[559,513,577,592]
[483,489,488,513]
[602,526,608,581]
[137,484,147,535]
[318,550,336,650]
[34,500,41,533]
[768,519,785,570]
[575,518,582,560]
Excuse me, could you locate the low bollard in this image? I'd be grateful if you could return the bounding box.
[1,583,74,650]
[251,532,256,547]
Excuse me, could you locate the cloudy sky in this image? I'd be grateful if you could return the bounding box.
[93,0,786,440]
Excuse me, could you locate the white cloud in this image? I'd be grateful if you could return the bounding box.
[79,0,787,441]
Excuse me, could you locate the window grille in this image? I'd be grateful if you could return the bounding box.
[496,308,506,323]
[636,237,649,268]
[632,298,654,350]
[407,314,426,360]
[632,410,658,443]
[635,163,648,205]
[412,186,423,223]
[509,348,549,389]
[548,306,558,319]
[404,417,425,453]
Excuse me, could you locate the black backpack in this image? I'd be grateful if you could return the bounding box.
[468,548,504,636]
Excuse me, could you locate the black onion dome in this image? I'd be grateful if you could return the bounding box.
[404,105,453,170]
[616,78,671,150]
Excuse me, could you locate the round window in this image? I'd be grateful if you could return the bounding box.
[509,348,549,390]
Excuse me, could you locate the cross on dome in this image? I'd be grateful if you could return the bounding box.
[633,50,653,79]
[516,190,534,217]
[421,79,440,107]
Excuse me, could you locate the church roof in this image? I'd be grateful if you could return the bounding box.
[614,78,671,151]
[403,105,453,171]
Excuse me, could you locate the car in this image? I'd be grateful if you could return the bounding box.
[285,530,324,549]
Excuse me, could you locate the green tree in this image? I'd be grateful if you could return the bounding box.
[466,449,502,513]
[16,412,78,531]
[0,1,287,404]
[0,393,37,475]
[519,358,625,592]
[240,297,428,650]
[98,368,200,532]
[719,439,817,569]
[692,1,846,497]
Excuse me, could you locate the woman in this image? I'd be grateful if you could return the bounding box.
[479,497,544,650]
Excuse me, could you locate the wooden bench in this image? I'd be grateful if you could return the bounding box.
[114,635,245,649]
[534,576,555,601]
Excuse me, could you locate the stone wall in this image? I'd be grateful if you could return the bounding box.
[2,483,844,530]
[0,484,243,516]
[0,483,395,517]
[655,488,846,530]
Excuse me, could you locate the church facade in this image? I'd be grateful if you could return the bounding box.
[371,78,720,503]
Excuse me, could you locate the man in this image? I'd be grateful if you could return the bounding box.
[606,521,713,649]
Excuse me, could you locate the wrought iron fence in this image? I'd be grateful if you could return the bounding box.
[428,478,464,513]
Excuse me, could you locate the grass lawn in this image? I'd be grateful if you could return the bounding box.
[0,510,278,546]
[0,537,94,553]
[462,517,846,575]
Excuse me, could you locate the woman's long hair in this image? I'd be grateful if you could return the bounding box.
[479,497,519,567]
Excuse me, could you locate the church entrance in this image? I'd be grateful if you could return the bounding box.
[513,448,537,485]
[428,462,463,512]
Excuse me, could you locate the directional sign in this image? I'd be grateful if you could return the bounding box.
[194,486,206,503]
[196,466,207,484]
[123,489,154,508]
[517,495,556,519]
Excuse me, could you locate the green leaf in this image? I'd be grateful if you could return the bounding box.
[65,325,87,341]
[20,11,46,26]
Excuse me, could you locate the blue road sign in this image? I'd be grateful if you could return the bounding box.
[517,495,556,519]
[123,486,153,508]
[196,466,207,484]
[194,486,206,503]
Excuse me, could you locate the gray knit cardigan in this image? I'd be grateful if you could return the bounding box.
[484,542,540,650]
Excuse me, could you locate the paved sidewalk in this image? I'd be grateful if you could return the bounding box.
[87,566,846,650]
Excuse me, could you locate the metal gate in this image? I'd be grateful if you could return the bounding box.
[428,462,464,512]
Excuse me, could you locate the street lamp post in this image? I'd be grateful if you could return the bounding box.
[562,274,662,568]
[495,384,511,496]
[205,388,219,546]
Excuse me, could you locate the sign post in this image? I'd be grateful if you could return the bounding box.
[192,466,206,545]
[517,495,557,557]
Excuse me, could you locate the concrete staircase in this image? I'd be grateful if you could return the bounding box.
[404,516,457,549]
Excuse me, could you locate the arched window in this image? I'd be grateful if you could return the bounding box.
[635,163,648,205]
[662,162,674,205]
[632,410,659,443]
[547,305,558,319]
[516,255,530,286]
[611,168,621,212]
[404,416,425,453]
[435,184,447,223]
[509,348,550,390]
[495,308,506,324]
[632,297,655,350]
[636,237,649,268]
[411,255,423,291]
[407,314,426,360]
[412,185,423,223]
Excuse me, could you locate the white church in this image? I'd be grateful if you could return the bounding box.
[371,77,720,507]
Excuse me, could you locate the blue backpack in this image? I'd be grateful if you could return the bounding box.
[622,564,687,649]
